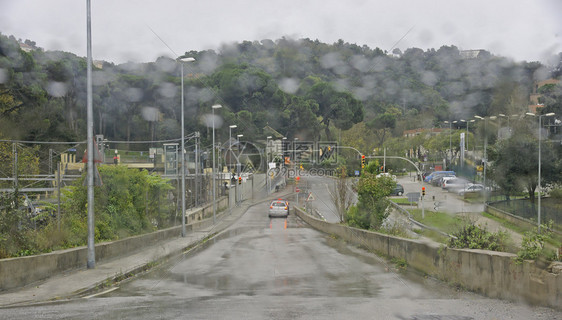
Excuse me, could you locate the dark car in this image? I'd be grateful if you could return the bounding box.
[390,184,404,196]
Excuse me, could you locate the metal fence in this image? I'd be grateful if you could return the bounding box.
[490,198,562,226]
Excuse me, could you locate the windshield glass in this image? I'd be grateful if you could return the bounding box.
[0,1,561,319]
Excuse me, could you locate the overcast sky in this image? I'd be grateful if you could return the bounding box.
[1,0,561,65]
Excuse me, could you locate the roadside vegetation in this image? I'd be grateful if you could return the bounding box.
[0,166,174,259]
[345,161,396,231]
[448,224,508,252]
[516,221,561,263]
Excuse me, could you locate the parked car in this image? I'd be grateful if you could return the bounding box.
[430,173,456,186]
[442,178,467,192]
[390,184,404,196]
[424,171,455,183]
[440,176,457,186]
[376,172,397,181]
[456,184,484,196]
[268,199,289,218]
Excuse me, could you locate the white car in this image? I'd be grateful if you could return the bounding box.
[440,176,457,188]
[442,178,468,192]
[268,199,289,218]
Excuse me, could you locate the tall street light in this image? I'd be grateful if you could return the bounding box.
[236,134,243,204]
[474,115,496,199]
[86,0,95,269]
[212,104,222,224]
[229,125,237,173]
[460,119,475,156]
[266,136,272,193]
[498,114,507,139]
[229,125,237,149]
[526,112,555,232]
[178,57,195,237]
[443,120,457,168]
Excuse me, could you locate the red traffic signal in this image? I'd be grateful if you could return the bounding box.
[238,177,242,185]
[361,155,366,169]
[422,187,426,196]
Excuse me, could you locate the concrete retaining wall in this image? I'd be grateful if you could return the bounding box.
[295,207,562,309]
[0,196,229,291]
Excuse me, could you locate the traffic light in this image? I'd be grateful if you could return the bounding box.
[296,176,300,184]
[361,155,365,169]
[422,187,426,197]
[238,176,242,185]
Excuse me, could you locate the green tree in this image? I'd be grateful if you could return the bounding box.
[345,173,395,230]
[0,137,41,189]
[423,130,462,164]
[306,80,363,139]
[281,96,321,140]
[489,129,560,202]
[367,106,401,147]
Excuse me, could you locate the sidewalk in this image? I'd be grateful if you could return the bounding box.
[0,190,291,308]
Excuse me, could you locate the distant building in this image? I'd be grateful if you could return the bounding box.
[528,104,545,114]
[533,79,560,93]
[460,50,486,59]
[18,42,34,52]
[527,78,560,114]
[93,60,104,69]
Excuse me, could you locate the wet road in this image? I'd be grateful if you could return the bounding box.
[2,199,560,319]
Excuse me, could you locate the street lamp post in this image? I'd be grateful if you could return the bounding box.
[194,131,200,207]
[266,136,272,194]
[86,0,95,269]
[178,57,195,237]
[498,114,507,139]
[212,104,222,224]
[228,125,237,210]
[460,119,475,155]
[236,134,243,204]
[229,125,237,173]
[443,121,457,168]
[474,115,496,200]
[526,112,555,232]
[229,125,237,150]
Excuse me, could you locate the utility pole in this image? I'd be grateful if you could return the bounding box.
[57,162,61,230]
[13,143,18,192]
[86,0,95,269]
[195,133,200,207]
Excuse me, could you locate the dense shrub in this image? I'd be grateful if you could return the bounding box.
[0,166,174,258]
[516,221,559,262]
[448,224,507,251]
[345,173,395,230]
[549,188,562,199]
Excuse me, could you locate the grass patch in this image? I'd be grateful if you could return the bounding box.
[407,209,462,244]
[481,212,562,250]
[391,257,407,270]
[410,209,460,234]
[390,198,417,205]
[418,229,450,243]
[481,212,528,234]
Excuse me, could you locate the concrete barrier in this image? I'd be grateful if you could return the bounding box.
[0,196,228,292]
[295,207,562,309]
